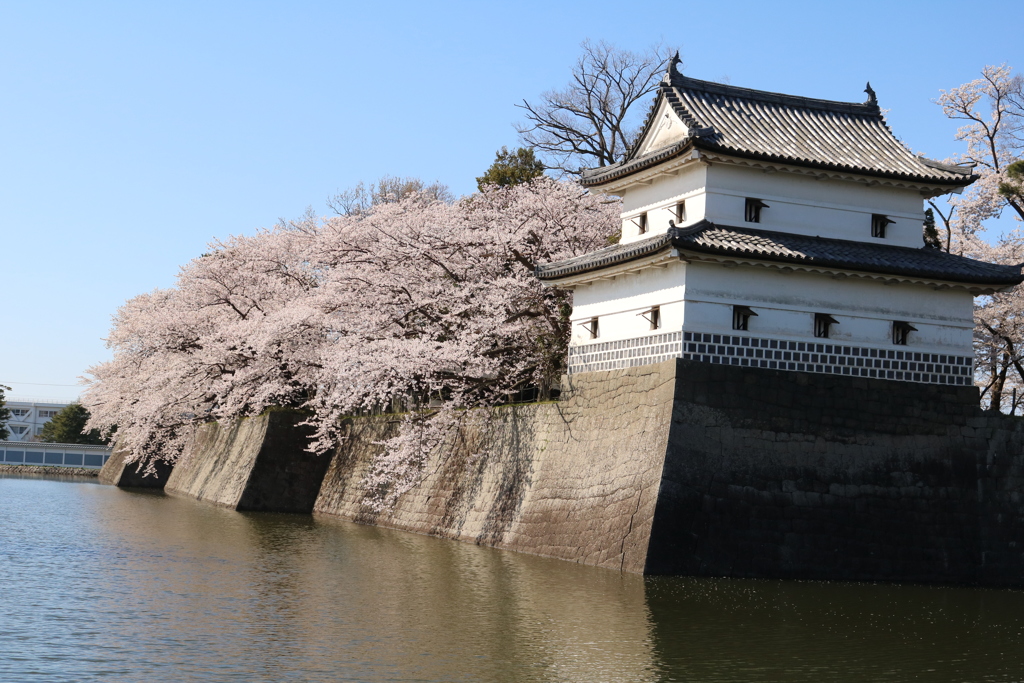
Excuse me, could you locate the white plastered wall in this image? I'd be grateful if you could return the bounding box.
[634,99,689,156]
[619,165,707,244]
[681,262,973,353]
[703,165,926,248]
[570,261,687,344]
[567,260,974,356]
[616,161,928,249]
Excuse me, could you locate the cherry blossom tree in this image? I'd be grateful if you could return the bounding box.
[83,178,618,504]
[919,65,1024,413]
[971,232,1024,413]
[327,175,453,216]
[930,64,1023,253]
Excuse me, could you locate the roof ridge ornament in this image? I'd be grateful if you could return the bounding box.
[663,50,682,83]
[864,82,878,107]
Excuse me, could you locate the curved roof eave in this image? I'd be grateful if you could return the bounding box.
[536,221,1024,288]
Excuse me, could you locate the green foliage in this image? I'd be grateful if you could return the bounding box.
[999,160,1024,205]
[476,147,545,191]
[38,403,109,445]
[0,385,10,441]
[923,208,941,249]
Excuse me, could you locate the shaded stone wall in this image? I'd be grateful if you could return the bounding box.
[314,364,676,573]
[164,410,330,513]
[646,360,1024,585]
[98,444,172,488]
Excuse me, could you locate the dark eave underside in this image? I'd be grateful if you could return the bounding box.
[535,221,1024,287]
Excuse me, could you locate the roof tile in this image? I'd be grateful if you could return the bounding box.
[536,221,1023,287]
[582,74,976,187]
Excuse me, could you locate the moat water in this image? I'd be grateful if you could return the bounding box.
[3,475,1024,682]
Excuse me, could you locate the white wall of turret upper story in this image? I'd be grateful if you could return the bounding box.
[571,262,688,343]
[569,260,974,354]
[617,162,927,248]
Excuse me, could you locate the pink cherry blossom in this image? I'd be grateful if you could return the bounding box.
[83,178,618,506]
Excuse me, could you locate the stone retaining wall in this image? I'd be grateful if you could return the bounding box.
[647,360,1024,584]
[164,410,331,513]
[99,444,172,488]
[314,363,675,573]
[96,359,1024,584]
[0,464,98,477]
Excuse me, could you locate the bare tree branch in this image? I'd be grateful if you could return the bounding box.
[515,40,677,176]
[328,176,454,216]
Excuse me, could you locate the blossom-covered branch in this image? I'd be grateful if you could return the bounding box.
[931,64,1024,253]
[83,178,618,505]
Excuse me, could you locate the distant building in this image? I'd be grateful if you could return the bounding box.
[3,399,71,442]
[0,441,112,468]
[537,60,1023,383]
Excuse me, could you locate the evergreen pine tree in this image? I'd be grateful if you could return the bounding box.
[0,385,10,441]
[38,403,108,445]
[923,208,941,249]
[476,147,545,190]
[999,160,1024,205]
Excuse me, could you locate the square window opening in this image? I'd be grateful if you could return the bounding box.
[814,313,838,339]
[640,306,661,331]
[636,212,648,235]
[893,320,917,345]
[745,198,769,223]
[872,214,894,238]
[733,305,757,331]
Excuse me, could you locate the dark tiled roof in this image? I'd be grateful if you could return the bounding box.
[535,220,1024,287]
[582,71,976,187]
[535,234,674,279]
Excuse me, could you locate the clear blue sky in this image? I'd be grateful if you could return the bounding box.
[2,0,1022,402]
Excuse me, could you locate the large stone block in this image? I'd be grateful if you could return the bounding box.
[644,359,1024,585]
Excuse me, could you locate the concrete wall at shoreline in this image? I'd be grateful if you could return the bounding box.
[314,365,676,573]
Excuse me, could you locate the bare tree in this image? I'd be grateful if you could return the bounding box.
[328,175,454,216]
[515,40,677,176]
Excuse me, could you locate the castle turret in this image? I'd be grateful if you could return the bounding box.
[537,68,1023,386]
